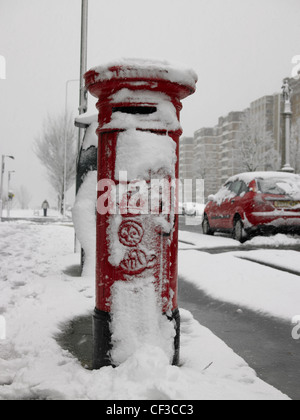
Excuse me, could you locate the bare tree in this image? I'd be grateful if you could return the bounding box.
[197,144,208,180]
[17,185,32,209]
[34,113,77,214]
[234,110,280,173]
[291,118,300,174]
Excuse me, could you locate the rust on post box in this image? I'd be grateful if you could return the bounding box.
[85,59,197,369]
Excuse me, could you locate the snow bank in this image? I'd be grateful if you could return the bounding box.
[110,277,175,366]
[246,233,300,247]
[0,222,287,400]
[72,171,97,276]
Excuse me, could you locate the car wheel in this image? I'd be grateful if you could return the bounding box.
[233,218,246,243]
[203,216,213,236]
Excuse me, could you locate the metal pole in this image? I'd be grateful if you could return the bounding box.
[79,0,88,116]
[282,112,294,173]
[63,82,68,219]
[7,172,11,218]
[281,79,295,173]
[63,79,79,218]
[78,0,89,153]
[285,114,291,165]
[7,171,15,218]
[74,0,89,254]
[0,155,14,221]
[62,1,88,218]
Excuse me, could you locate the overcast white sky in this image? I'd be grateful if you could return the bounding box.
[1,0,300,206]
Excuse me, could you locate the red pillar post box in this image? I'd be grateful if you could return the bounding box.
[85,59,197,369]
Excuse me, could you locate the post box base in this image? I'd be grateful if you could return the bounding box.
[93,308,113,370]
[172,308,181,366]
[93,308,181,370]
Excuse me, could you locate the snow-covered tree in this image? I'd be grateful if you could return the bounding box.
[234,110,280,173]
[34,113,77,214]
[291,118,300,174]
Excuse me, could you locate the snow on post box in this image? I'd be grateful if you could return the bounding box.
[84,58,197,369]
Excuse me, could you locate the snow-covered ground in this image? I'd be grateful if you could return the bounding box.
[3,209,61,219]
[247,234,300,247]
[235,250,300,274]
[179,230,240,249]
[0,221,288,400]
[179,229,300,250]
[2,209,73,220]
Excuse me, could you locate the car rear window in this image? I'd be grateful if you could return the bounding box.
[257,177,300,198]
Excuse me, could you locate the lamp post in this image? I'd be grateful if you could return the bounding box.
[63,79,79,218]
[62,2,89,223]
[281,79,295,173]
[0,155,15,221]
[78,0,89,154]
[79,0,88,117]
[7,170,15,218]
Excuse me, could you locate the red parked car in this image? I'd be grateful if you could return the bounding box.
[203,172,300,242]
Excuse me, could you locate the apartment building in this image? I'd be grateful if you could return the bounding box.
[193,112,244,198]
[180,76,300,199]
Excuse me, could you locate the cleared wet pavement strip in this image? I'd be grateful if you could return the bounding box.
[178,278,300,400]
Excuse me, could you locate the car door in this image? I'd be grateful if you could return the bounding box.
[226,180,250,228]
[213,181,235,229]
[221,180,243,229]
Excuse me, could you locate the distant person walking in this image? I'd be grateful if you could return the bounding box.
[42,200,50,217]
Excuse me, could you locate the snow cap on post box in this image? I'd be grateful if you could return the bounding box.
[85,58,197,96]
[84,58,198,131]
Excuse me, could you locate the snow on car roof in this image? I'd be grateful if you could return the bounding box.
[227,171,300,184]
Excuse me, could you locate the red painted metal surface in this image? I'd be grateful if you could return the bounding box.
[85,61,196,316]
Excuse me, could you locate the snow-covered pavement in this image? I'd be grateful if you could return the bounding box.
[0,221,289,400]
[179,250,300,321]
[179,230,240,249]
[179,229,300,250]
[179,232,300,321]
